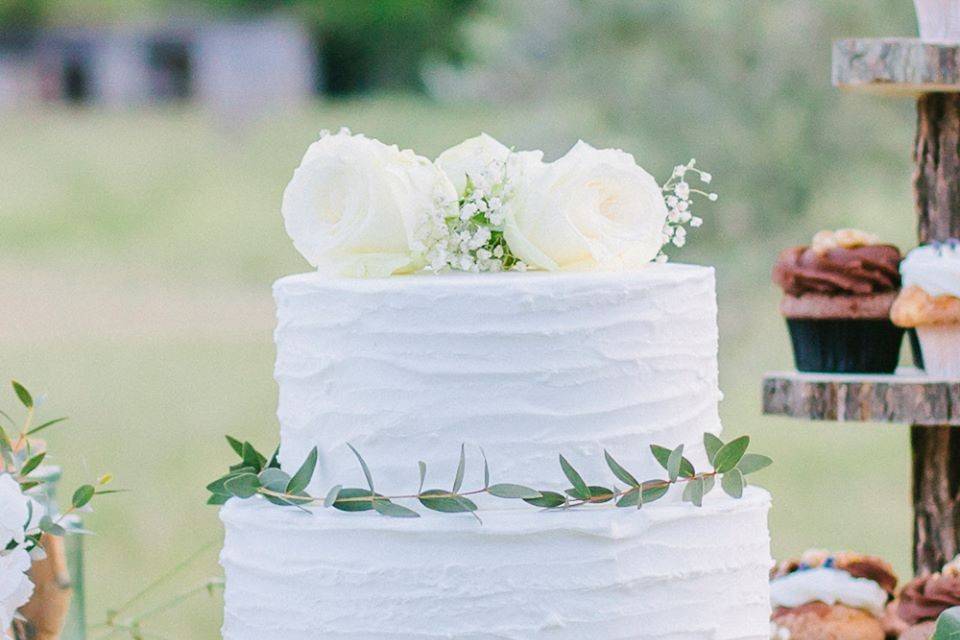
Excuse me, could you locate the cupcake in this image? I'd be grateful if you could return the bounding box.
[896,556,960,639]
[773,229,904,373]
[770,549,899,640]
[891,241,960,378]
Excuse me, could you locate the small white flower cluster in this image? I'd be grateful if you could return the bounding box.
[421,159,526,274]
[657,159,716,263]
[769,621,791,640]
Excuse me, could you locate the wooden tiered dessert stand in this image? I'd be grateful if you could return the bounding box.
[763,35,960,575]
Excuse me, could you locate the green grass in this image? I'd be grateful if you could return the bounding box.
[0,99,917,636]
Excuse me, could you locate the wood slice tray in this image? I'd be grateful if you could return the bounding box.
[763,369,960,425]
[833,38,960,95]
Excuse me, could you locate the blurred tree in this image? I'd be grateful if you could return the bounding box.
[203,0,477,94]
[0,0,45,26]
[426,0,920,240]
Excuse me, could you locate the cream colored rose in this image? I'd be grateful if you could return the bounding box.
[435,133,511,196]
[282,130,457,277]
[504,141,669,271]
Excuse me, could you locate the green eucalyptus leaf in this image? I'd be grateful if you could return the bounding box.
[702,474,716,496]
[714,436,750,473]
[11,381,33,409]
[565,485,614,503]
[267,446,281,469]
[650,444,695,478]
[39,515,65,537]
[933,607,960,639]
[332,487,379,512]
[72,484,95,509]
[287,447,318,494]
[347,444,375,491]
[225,435,244,457]
[418,489,477,513]
[559,454,590,499]
[26,417,68,437]
[224,473,261,499]
[682,477,705,507]
[453,444,466,494]
[616,488,640,508]
[207,494,230,506]
[323,484,342,508]
[373,500,420,518]
[604,450,638,487]
[703,433,724,466]
[641,480,670,504]
[737,453,773,475]
[487,484,541,499]
[19,452,46,477]
[722,468,744,498]
[523,491,566,508]
[418,461,427,493]
[481,448,490,489]
[18,480,40,492]
[258,468,291,493]
[667,445,684,482]
[240,442,266,473]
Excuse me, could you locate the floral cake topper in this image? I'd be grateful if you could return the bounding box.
[281,130,717,277]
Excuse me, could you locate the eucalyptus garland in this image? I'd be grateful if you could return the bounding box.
[206,432,772,520]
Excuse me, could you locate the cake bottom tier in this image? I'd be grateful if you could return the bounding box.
[220,488,772,640]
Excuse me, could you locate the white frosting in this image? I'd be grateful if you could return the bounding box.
[901,242,960,298]
[770,567,888,617]
[221,488,772,640]
[274,264,723,494]
[219,261,773,639]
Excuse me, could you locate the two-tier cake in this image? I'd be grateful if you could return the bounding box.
[217,131,773,639]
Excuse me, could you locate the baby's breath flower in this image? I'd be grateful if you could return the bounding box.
[658,159,717,261]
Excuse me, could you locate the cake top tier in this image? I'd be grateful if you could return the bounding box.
[274,262,723,495]
[280,130,716,278]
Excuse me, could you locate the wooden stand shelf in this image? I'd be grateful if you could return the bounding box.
[770,34,960,574]
[833,38,960,95]
[763,369,960,426]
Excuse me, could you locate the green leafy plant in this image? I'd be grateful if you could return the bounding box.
[207,432,771,519]
[2,380,119,552]
[933,606,960,640]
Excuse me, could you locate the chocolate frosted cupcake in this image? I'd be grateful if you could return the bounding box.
[896,556,960,639]
[773,229,904,373]
[770,549,899,640]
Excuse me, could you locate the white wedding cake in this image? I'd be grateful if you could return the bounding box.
[217,131,772,639]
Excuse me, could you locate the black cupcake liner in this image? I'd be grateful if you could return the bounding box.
[786,319,904,374]
[908,328,925,370]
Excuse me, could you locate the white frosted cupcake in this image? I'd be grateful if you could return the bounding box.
[891,241,960,378]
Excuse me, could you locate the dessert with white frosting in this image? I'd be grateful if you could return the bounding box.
[892,241,960,377]
[217,131,773,639]
[769,550,899,640]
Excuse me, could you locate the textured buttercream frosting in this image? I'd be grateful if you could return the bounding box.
[221,262,772,639]
[275,264,723,494]
[221,488,772,640]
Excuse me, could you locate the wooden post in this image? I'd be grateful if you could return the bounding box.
[911,91,960,574]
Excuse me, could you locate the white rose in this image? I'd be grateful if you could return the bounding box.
[282,129,457,278]
[436,133,511,196]
[0,548,33,638]
[0,475,29,549]
[504,140,669,271]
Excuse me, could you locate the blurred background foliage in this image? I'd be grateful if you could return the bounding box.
[0,0,928,637]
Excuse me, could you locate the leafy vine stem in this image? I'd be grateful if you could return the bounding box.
[207,432,772,520]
